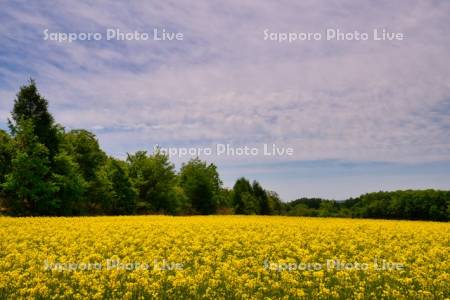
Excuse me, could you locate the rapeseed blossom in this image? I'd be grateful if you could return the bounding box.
[0,216,448,299]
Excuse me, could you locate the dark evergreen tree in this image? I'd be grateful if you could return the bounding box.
[9,79,59,161]
[233,177,258,214]
[2,120,57,215]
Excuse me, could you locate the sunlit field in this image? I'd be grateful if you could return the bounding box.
[0,216,448,299]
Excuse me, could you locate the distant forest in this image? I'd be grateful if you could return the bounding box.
[0,80,448,221]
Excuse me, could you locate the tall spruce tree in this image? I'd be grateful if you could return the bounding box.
[9,79,59,161]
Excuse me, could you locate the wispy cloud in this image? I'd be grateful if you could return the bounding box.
[1,0,449,198]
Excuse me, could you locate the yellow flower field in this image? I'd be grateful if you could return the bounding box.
[0,216,449,299]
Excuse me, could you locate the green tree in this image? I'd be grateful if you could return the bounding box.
[179,158,221,214]
[0,130,12,186]
[253,181,273,215]
[267,191,285,215]
[62,129,108,213]
[348,190,449,221]
[288,203,317,216]
[51,151,87,215]
[88,165,113,214]
[240,192,259,215]
[216,188,234,214]
[9,79,59,161]
[318,201,338,217]
[0,130,13,210]
[2,120,56,215]
[233,177,258,214]
[105,158,137,215]
[62,130,107,181]
[127,150,178,214]
[172,185,191,215]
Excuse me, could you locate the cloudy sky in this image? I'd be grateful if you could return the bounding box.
[1,0,449,200]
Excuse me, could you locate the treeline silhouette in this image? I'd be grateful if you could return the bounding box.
[286,190,449,221]
[0,80,448,221]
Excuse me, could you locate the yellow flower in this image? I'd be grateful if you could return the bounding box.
[0,216,448,298]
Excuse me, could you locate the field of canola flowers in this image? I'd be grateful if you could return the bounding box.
[0,216,449,299]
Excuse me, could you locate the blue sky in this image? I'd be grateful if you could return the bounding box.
[1,0,450,200]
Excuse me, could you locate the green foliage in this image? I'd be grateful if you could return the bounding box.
[51,151,87,215]
[127,150,178,214]
[2,120,57,215]
[62,130,107,181]
[61,129,109,213]
[351,190,449,221]
[104,158,137,215]
[286,190,449,221]
[287,203,319,217]
[240,192,259,215]
[232,178,276,215]
[0,130,12,190]
[171,185,191,215]
[266,191,285,215]
[252,181,272,215]
[318,201,339,217]
[9,79,59,160]
[216,188,234,214]
[233,177,254,214]
[88,165,114,214]
[179,158,221,214]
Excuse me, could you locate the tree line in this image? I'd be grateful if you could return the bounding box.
[286,190,449,221]
[0,80,284,216]
[0,80,448,221]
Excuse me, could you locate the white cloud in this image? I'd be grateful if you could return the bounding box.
[1,0,449,166]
